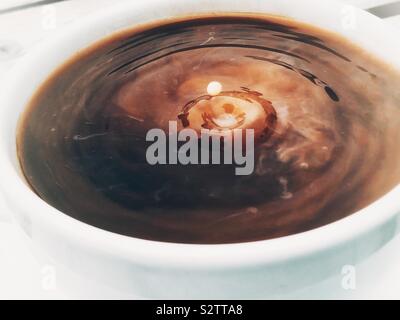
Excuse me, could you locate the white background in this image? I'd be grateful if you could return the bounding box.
[1,0,400,299]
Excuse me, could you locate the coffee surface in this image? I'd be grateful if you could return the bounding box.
[18,14,400,243]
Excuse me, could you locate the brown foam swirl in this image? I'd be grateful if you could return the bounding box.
[17,14,400,243]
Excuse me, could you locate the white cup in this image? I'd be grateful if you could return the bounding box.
[1,0,400,299]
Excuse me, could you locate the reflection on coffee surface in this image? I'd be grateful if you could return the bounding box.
[18,14,400,244]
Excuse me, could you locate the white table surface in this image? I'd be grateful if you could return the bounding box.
[1,0,400,300]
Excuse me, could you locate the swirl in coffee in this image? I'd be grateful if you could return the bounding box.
[17,14,400,244]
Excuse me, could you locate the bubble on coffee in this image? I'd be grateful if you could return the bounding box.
[18,15,400,243]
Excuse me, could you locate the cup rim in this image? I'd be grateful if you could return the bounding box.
[1,0,400,269]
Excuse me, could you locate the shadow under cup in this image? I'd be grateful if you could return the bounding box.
[16,14,400,244]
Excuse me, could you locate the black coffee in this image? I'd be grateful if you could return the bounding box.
[17,14,400,244]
